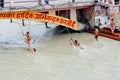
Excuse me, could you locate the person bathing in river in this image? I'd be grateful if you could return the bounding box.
[22,31,32,51]
[71,38,83,49]
[110,18,115,34]
[94,27,99,41]
[29,48,36,54]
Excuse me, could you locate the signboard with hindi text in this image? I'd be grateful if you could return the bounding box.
[0,10,77,30]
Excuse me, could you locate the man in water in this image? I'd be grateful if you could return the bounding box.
[94,27,99,41]
[71,38,83,49]
[22,31,32,50]
[110,18,115,34]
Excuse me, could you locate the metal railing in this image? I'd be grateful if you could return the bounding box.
[0,0,94,11]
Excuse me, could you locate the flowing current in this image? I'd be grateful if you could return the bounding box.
[0,19,120,80]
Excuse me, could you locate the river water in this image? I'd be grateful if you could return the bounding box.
[0,19,120,80]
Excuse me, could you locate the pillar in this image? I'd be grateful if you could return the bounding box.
[70,8,77,21]
[22,19,25,26]
[49,10,55,15]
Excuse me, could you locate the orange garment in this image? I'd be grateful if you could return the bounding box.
[26,34,31,41]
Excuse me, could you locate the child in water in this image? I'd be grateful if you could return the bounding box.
[29,48,36,54]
